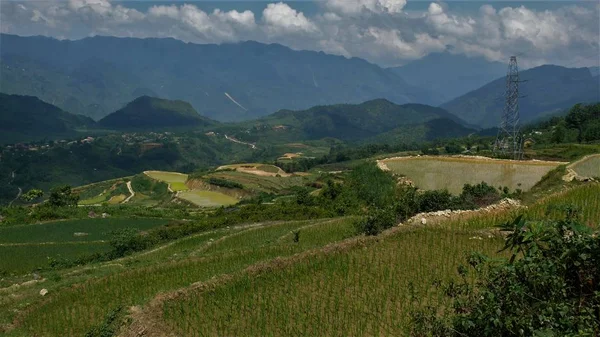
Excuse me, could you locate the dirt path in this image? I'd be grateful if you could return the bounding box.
[8,171,21,206]
[225,134,256,149]
[123,181,135,203]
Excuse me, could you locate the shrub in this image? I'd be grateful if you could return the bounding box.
[355,207,397,236]
[411,211,600,336]
[48,185,79,207]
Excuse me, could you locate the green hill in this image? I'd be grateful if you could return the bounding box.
[98,96,214,130]
[441,65,600,128]
[223,99,475,144]
[0,93,95,144]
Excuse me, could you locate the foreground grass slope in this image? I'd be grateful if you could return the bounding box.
[157,184,600,336]
[2,177,598,336]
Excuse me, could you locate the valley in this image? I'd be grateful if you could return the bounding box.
[1,28,599,337]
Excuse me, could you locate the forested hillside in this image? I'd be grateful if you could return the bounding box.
[0,93,95,144]
[221,99,475,144]
[98,96,214,130]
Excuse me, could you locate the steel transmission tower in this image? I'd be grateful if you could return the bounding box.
[494,56,523,160]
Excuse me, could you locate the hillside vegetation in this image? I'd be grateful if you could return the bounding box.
[0,93,95,144]
[98,96,214,130]
[221,99,475,144]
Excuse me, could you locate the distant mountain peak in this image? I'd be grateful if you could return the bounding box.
[98,96,214,130]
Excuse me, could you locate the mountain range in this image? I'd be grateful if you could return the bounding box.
[442,65,600,128]
[389,52,507,103]
[0,33,436,122]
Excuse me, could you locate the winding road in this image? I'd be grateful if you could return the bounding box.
[225,134,256,149]
[123,181,135,203]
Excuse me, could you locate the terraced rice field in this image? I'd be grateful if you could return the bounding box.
[5,184,599,336]
[11,218,356,336]
[381,156,563,194]
[0,218,171,274]
[178,190,239,207]
[571,154,600,178]
[144,171,189,191]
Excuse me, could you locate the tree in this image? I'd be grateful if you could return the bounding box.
[20,189,44,202]
[565,103,586,143]
[551,120,567,144]
[48,185,79,207]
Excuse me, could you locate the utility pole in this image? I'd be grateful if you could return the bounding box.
[494,56,523,160]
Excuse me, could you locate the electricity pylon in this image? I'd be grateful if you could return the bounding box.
[494,56,524,160]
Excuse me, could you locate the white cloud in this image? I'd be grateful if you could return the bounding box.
[262,2,318,35]
[324,0,407,15]
[1,0,598,68]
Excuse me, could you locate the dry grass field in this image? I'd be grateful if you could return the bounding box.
[380,156,564,194]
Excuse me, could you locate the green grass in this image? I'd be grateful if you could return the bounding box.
[5,184,599,336]
[205,171,310,194]
[162,228,503,336]
[0,218,171,244]
[0,218,172,275]
[0,243,110,274]
[144,171,189,191]
[257,164,281,174]
[382,156,562,194]
[571,154,600,178]
[10,218,356,336]
[158,184,600,336]
[78,194,110,205]
[177,190,239,207]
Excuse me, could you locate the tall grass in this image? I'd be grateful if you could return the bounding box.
[12,218,355,336]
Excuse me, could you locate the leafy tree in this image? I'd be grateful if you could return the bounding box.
[551,120,567,143]
[47,185,79,207]
[20,189,44,202]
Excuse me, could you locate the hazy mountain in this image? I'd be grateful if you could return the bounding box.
[388,52,507,103]
[98,96,214,130]
[0,34,436,122]
[0,93,95,144]
[441,65,600,128]
[224,99,475,143]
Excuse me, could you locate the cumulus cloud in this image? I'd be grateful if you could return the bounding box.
[0,0,598,68]
[262,2,318,35]
[324,0,407,15]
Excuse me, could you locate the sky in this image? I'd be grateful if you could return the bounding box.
[1,0,599,68]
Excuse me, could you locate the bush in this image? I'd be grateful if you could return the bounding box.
[411,211,600,336]
[48,185,79,207]
[355,207,397,236]
[417,190,457,212]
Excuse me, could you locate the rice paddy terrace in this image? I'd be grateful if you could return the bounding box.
[2,182,598,336]
[379,155,565,194]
